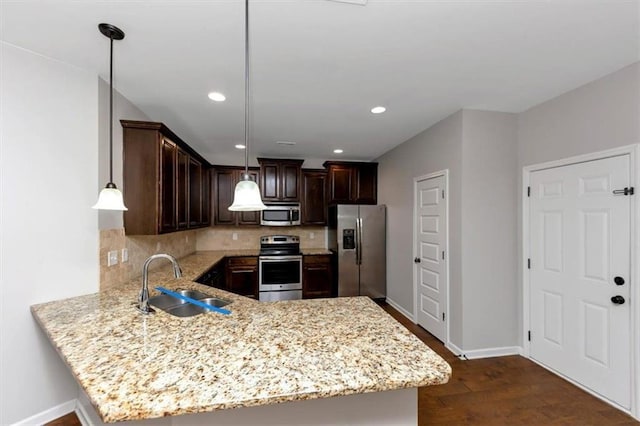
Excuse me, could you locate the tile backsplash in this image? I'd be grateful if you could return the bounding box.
[99,228,197,291]
[100,226,327,290]
[196,226,327,251]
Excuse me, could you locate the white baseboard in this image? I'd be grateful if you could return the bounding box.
[451,345,522,360]
[76,388,104,426]
[75,400,93,426]
[446,341,465,358]
[385,298,415,322]
[11,399,77,426]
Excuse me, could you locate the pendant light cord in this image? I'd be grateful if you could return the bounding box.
[109,34,114,185]
[243,0,250,178]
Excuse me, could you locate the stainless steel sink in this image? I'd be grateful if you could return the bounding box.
[148,290,231,317]
[200,297,230,308]
[176,289,211,300]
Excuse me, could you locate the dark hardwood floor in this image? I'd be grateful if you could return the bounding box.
[381,303,639,425]
[47,303,638,426]
[44,412,81,426]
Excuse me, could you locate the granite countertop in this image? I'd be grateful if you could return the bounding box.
[31,251,451,423]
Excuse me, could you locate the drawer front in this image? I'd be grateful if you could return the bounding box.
[227,256,258,267]
[303,255,331,265]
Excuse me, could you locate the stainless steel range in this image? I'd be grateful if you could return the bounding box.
[258,235,302,301]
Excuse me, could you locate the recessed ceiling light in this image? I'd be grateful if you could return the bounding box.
[208,92,226,102]
[333,149,344,154]
[235,144,246,149]
[371,106,386,114]
[276,141,297,146]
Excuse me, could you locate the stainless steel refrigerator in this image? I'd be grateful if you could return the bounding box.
[328,205,386,299]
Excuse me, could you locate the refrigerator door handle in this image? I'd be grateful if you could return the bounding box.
[356,217,363,265]
[354,218,360,265]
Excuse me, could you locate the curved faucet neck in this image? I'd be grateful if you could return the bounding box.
[138,253,183,314]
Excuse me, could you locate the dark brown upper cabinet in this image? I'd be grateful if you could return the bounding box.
[323,161,378,205]
[212,166,261,226]
[176,149,189,230]
[189,157,208,228]
[257,158,304,202]
[121,120,211,235]
[301,169,327,225]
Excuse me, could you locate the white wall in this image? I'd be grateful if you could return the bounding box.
[98,78,150,230]
[0,42,100,424]
[461,110,518,350]
[377,109,519,351]
[518,63,639,168]
[377,62,639,353]
[516,61,640,345]
[376,111,464,346]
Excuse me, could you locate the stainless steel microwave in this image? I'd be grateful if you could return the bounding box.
[261,203,301,226]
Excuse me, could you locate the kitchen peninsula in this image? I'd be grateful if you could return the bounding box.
[32,252,451,425]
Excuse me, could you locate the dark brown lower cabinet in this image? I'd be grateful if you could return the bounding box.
[302,255,333,299]
[225,257,258,299]
[195,259,226,289]
[198,255,334,301]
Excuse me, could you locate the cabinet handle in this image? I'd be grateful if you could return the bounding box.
[232,269,255,273]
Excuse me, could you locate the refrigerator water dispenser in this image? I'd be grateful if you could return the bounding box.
[343,229,355,250]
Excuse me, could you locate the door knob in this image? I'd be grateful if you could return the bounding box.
[414,257,421,264]
[614,276,625,286]
[611,295,625,305]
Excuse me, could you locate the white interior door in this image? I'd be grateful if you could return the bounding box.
[529,154,632,409]
[415,174,447,342]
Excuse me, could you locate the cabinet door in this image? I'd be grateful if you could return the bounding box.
[237,170,261,225]
[176,149,189,229]
[281,163,300,201]
[261,162,279,200]
[201,168,211,226]
[214,169,236,225]
[188,157,202,227]
[302,255,332,299]
[226,257,258,298]
[302,171,327,225]
[328,165,355,204]
[355,163,377,204]
[160,138,177,233]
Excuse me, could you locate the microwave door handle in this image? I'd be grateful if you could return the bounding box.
[288,209,292,225]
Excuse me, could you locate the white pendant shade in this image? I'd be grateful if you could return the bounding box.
[92,186,128,211]
[228,179,267,211]
[227,0,267,213]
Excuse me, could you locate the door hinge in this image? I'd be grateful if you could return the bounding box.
[527,186,531,197]
[528,330,531,341]
[613,187,635,196]
[527,258,531,269]
[442,312,445,321]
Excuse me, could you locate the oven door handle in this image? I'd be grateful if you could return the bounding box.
[259,255,302,261]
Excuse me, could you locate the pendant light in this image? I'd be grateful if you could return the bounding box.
[228,0,267,211]
[93,23,128,211]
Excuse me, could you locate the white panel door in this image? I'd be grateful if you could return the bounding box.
[415,175,447,342]
[529,155,631,409]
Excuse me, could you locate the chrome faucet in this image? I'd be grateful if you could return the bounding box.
[137,254,183,314]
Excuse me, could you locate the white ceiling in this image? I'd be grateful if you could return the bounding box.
[2,0,638,166]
